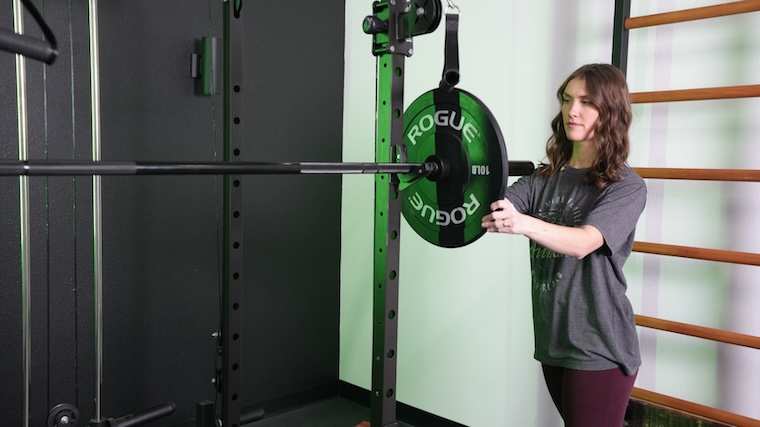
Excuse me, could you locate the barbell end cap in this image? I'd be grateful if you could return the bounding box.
[423,155,449,182]
[363,16,388,34]
[507,161,535,177]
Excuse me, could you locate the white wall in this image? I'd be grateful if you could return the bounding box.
[341,1,760,426]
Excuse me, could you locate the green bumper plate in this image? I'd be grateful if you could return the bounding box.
[401,88,508,248]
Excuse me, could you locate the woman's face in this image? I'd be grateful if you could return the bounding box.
[561,77,600,143]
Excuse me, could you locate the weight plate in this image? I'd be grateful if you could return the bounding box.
[47,403,79,427]
[401,88,508,248]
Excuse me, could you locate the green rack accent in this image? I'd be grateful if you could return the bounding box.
[371,1,405,425]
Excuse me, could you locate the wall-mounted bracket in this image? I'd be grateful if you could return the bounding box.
[191,36,221,95]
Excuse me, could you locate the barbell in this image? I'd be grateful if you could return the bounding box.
[0,156,533,248]
[1,84,535,248]
[0,159,534,177]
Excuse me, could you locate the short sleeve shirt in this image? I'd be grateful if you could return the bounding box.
[504,165,646,376]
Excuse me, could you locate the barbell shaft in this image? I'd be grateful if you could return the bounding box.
[0,160,535,176]
[0,161,424,176]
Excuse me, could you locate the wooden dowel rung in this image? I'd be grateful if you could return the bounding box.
[633,241,760,266]
[631,388,760,427]
[636,314,760,349]
[633,167,760,181]
[631,84,760,103]
[626,0,760,29]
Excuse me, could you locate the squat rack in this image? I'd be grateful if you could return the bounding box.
[5,1,443,425]
[216,1,440,426]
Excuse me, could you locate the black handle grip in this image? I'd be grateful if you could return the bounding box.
[508,161,536,177]
[0,27,58,64]
[0,0,59,65]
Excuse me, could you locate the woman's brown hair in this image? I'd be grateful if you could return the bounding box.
[537,63,632,189]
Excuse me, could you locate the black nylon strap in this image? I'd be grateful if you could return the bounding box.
[439,12,460,93]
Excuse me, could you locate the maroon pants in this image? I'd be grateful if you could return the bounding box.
[541,364,637,427]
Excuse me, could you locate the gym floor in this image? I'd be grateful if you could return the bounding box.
[244,398,735,427]
[245,398,415,427]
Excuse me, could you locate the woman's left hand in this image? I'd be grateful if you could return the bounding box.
[482,198,524,234]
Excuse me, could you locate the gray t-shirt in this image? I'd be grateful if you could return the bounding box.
[504,165,646,376]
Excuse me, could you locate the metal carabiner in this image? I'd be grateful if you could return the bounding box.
[446,0,460,14]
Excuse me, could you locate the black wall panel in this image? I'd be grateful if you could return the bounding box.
[241,1,346,406]
[0,1,346,425]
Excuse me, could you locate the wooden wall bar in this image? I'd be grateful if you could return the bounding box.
[626,0,760,29]
[621,1,760,425]
[633,168,760,181]
[636,315,760,350]
[630,84,760,103]
[633,242,760,266]
[631,388,760,427]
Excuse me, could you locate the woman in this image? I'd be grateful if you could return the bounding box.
[482,63,646,426]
